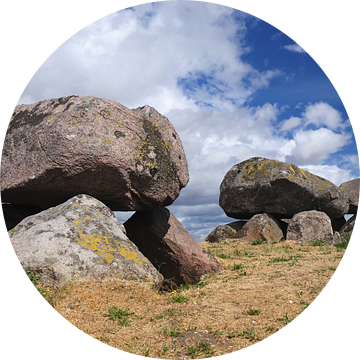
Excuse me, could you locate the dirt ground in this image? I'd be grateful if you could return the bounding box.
[37,239,347,359]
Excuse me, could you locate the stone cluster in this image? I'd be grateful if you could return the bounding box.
[2,96,223,289]
[207,157,358,244]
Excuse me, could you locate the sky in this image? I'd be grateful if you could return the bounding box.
[16,0,359,241]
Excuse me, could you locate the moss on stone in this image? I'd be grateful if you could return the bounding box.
[136,119,177,179]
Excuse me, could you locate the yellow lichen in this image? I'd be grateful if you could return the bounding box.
[71,216,148,266]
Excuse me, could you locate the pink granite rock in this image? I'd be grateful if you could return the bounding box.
[235,213,284,243]
[1,96,189,210]
[124,208,224,289]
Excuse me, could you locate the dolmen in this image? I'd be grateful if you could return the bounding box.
[2,96,223,289]
[207,157,357,244]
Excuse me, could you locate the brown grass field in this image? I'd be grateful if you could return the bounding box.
[34,239,347,359]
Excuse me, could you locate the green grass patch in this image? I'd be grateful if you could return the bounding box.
[251,239,268,246]
[170,295,189,304]
[163,326,181,338]
[247,308,261,315]
[230,263,244,271]
[103,306,134,327]
[277,313,294,324]
[178,281,208,291]
[268,254,302,264]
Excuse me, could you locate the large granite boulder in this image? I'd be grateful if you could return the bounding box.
[340,178,359,214]
[124,208,224,289]
[235,213,284,243]
[9,194,164,288]
[286,210,333,243]
[219,157,349,219]
[1,96,189,210]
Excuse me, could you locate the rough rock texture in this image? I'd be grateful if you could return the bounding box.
[321,231,345,245]
[339,214,356,239]
[124,208,224,289]
[1,96,189,210]
[220,157,349,219]
[235,213,284,243]
[205,225,237,243]
[286,210,333,243]
[226,220,247,232]
[2,203,42,230]
[205,221,246,243]
[340,178,359,214]
[9,194,163,288]
[322,214,356,245]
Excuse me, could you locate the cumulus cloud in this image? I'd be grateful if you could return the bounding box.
[302,102,348,130]
[279,116,302,132]
[301,164,354,186]
[283,44,306,53]
[19,1,280,114]
[286,128,351,165]
[341,154,360,168]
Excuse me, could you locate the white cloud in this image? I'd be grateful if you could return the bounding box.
[341,154,359,168]
[302,102,347,130]
[19,1,280,114]
[283,44,306,53]
[286,128,351,165]
[301,164,354,186]
[279,116,302,132]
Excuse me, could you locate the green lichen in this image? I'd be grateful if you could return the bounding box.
[135,119,177,178]
[238,159,334,196]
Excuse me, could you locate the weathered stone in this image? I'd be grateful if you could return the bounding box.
[322,231,345,245]
[124,208,224,289]
[322,215,356,245]
[1,96,189,211]
[339,214,356,239]
[205,225,236,243]
[340,178,359,214]
[204,221,246,243]
[286,210,333,243]
[2,203,42,230]
[9,194,163,288]
[219,157,349,219]
[227,220,247,232]
[235,213,284,243]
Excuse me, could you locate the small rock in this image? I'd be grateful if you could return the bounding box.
[286,210,333,243]
[235,213,284,243]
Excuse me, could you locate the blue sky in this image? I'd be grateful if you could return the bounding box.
[16,1,359,241]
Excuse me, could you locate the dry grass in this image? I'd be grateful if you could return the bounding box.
[37,239,347,359]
